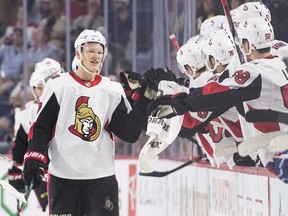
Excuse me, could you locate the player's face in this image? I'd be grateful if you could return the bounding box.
[184,65,196,78]
[206,55,216,72]
[34,86,44,98]
[82,43,104,73]
[241,40,250,55]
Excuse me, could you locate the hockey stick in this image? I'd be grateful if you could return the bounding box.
[0,180,26,203]
[238,131,287,157]
[169,34,180,51]
[18,177,35,215]
[220,0,246,64]
[139,156,201,177]
[0,154,23,170]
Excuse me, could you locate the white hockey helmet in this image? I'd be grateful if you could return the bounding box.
[232,2,271,27]
[202,29,235,71]
[199,15,229,38]
[34,58,62,86]
[237,17,274,51]
[74,29,108,62]
[176,35,206,78]
[29,71,43,89]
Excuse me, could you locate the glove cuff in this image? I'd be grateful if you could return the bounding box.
[24,151,47,165]
[8,172,23,181]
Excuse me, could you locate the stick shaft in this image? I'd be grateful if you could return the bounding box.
[221,0,246,64]
[0,154,23,170]
[19,178,34,214]
[169,34,180,51]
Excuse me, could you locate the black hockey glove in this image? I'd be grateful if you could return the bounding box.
[119,71,142,97]
[176,77,190,87]
[23,151,47,189]
[8,166,25,193]
[146,92,189,119]
[143,67,177,91]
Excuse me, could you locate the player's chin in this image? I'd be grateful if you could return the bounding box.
[90,65,100,73]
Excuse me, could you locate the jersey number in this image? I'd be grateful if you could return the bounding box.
[233,70,250,85]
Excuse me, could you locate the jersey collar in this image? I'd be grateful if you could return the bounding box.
[70,72,102,87]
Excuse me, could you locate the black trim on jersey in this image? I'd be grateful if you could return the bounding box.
[29,93,60,153]
[110,96,147,143]
[12,125,28,164]
[218,70,230,83]
[179,75,262,112]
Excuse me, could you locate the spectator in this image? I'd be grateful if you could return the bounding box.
[4,6,37,45]
[108,0,132,71]
[62,0,87,21]
[109,0,132,47]
[41,0,66,50]
[72,0,104,31]
[0,28,24,99]
[38,0,52,20]
[28,24,63,71]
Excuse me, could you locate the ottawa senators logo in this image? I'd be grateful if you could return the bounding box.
[68,96,101,141]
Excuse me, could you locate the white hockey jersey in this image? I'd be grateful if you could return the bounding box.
[29,72,133,179]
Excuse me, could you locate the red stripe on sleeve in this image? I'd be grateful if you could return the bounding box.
[202,82,230,95]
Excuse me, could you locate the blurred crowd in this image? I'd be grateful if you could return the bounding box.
[0,0,287,156]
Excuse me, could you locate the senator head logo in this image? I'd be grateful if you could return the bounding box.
[68,96,101,141]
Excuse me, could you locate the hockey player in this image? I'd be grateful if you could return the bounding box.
[22,29,168,215]
[8,58,62,211]
[146,17,288,169]
[181,31,254,167]
[199,15,229,38]
[231,1,288,63]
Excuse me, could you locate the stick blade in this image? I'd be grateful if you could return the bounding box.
[0,180,26,203]
[139,159,195,178]
[139,171,167,177]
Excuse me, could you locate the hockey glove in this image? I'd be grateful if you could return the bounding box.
[266,150,288,184]
[146,92,189,119]
[23,151,47,189]
[143,67,176,92]
[176,77,190,87]
[8,166,25,193]
[119,71,142,97]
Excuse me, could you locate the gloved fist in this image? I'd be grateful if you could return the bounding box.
[266,150,288,184]
[23,151,47,189]
[143,67,176,91]
[146,92,188,119]
[8,166,25,193]
[119,71,142,96]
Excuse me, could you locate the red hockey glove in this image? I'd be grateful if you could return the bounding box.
[8,166,25,193]
[23,151,47,189]
[146,92,189,119]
